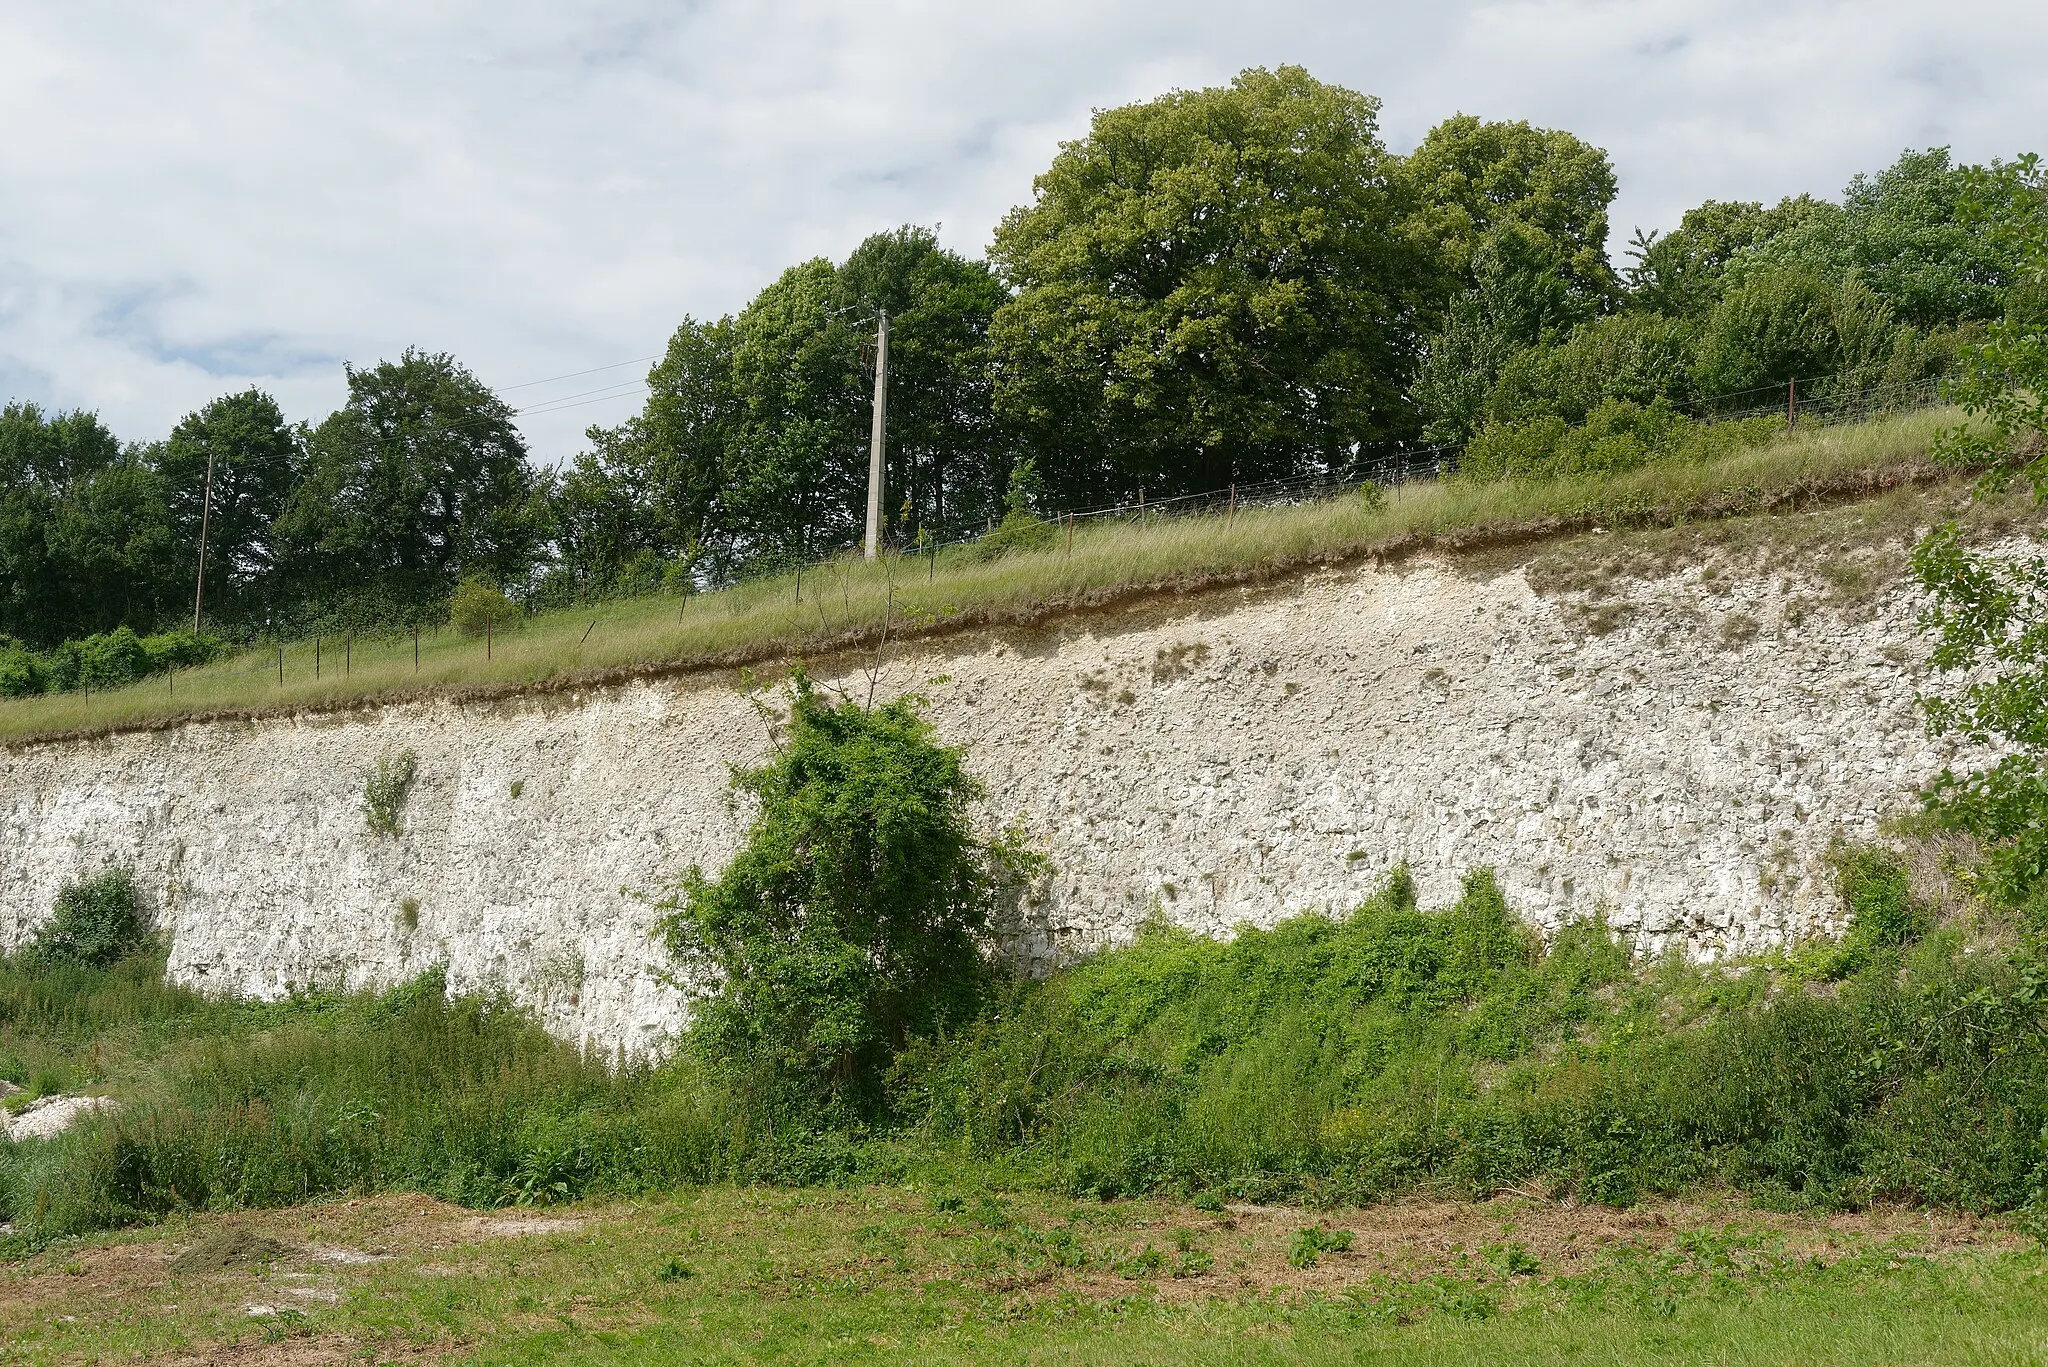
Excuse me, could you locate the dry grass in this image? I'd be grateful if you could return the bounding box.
[0,408,1971,744]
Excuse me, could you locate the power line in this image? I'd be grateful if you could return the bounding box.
[514,382,652,418]
[498,355,662,393]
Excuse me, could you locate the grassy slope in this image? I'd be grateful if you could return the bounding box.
[0,407,1970,744]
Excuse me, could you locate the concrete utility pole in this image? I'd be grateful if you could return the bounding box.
[192,447,216,632]
[864,309,889,561]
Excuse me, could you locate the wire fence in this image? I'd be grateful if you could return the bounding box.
[705,370,1956,592]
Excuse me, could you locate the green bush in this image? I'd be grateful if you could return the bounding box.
[24,869,148,970]
[971,459,1057,560]
[662,672,1040,1116]
[1462,400,1784,484]
[449,576,521,638]
[0,628,226,698]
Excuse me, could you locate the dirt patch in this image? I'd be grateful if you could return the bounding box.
[1017,1194,2031,1305]
[151,1334,437,1366]
[171,1230,294,1274]
[458,1215,586,1238]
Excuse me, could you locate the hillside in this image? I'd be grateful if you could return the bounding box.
[0,407,1994,746]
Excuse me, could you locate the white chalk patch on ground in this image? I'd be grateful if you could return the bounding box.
[4,1094,116,1141]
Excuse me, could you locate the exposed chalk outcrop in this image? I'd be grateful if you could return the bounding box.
[0,531,1992,1052]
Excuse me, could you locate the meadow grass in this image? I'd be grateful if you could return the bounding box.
[0,407,1966,743]
[2,1185,2041,1366]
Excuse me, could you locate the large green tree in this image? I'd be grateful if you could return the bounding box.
[1398,113,1619,314]
[277,350,542,626]
[989,66,1424,503]
[572,227,1004,582]
[1399,116,1620,443]
[155,389,302,630]
[0,404,180,646]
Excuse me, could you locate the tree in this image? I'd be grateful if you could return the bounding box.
[663,673,1038,1114]
[989,66,1425,505]
[1399,114,1620,316]
[1933,154,2048,497]
[276,350,543,626]
[0,403,174,646]
[1913,154,2048,915]
[155,389,303,630]
[1485,310,1697,426]
[1624,196,1827,318]
[1690,268,1858,405]
[1733,149,2028,328]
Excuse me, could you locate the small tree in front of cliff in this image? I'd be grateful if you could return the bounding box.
[662,671,1039,1117]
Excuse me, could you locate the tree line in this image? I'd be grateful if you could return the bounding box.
[3,65,2038,650]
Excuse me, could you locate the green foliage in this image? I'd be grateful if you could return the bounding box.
[22,869,147,970]
[362,749,420,838]
[1933,155,2048,499]
[1625,196,1828,317]
[0,627,224,698]
[275,349,543,629]
[1287,1223,1355,1268]
[1461,401,1783,483]
[1731,149,2029,328]
[662,674,1039,1115]
[1798,846,1931,979]
[1912,521,2048,909]
[1398,114,1620,315]
[158,389,303,632]
[989,66,1426,504]
[896,864,2048,1212]
[548,227,1009,592]
[449,576,520,638]
[1486,312,1698,427]
[972,460,1056,560]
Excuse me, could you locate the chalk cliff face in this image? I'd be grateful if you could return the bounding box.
[0,537,1975,1052]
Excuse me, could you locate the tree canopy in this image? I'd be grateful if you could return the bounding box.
[988,66,1426,502]
[0,69,2037,652]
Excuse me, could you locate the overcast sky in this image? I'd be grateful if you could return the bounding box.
[1,1,2041,463]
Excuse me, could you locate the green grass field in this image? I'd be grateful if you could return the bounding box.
[0,406,1968,744]
[3,1187,2041,1366]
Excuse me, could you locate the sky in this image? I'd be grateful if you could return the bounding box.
[0,1,2042,464]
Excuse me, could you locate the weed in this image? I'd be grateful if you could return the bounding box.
[1288,1224,1354,1268]
[1718,612,1761,648]
[656,1257,695,1281]
[399,897,420,930]
[362,749,419,837]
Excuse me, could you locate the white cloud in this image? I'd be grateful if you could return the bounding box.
[0,0,2041,460]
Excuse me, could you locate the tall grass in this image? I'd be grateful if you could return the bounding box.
[0,407,1965,742]
[6,848,2047,1248]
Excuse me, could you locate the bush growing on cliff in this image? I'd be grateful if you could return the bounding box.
[24,869,147,970]
[661,672,1040,1117]
[362,749,420,837]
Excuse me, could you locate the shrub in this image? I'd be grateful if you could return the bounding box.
[363,749,420,837]
[971,459,1057,560]
[662,671,1040,1116]
[450,576,520,638]
[24,869,147,969]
